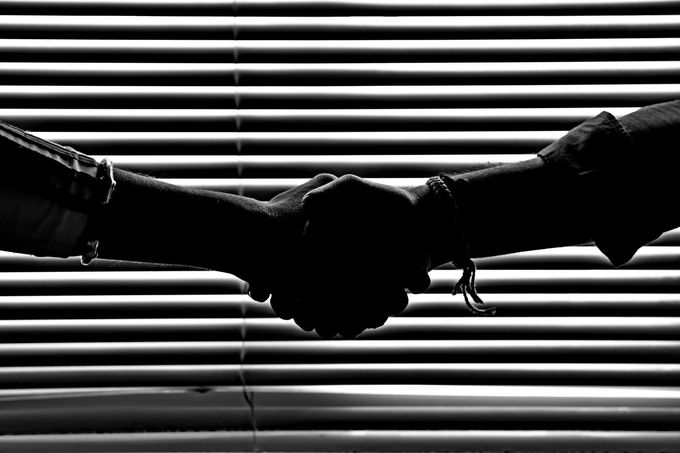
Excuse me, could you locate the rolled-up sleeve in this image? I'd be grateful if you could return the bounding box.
[0,120,111,258]
[538,100,680,267]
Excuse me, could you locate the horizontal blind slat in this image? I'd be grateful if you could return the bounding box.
[1,430,677,453]
[2,246,680,271]
[243,340,680,363]
[405,293,680,317]
[2,269,680,289]
[5,384,680,405]
[0,364,678,387]
[0,271,244,295]
[3,269,680,295]
[2,404,680,434]
[358,317,680,340]
[3,0,680,15]
[0,294,272,319]
[2,15,679,39]
[427,269,680,293]
[226,429,680,453]
[1,61,677,85]
[0,84,675,108]
[3,38,680,63]
[2,292,680,318]
[1,340,679,365]
[34,130,560,156]
[254,407,680,430]
[241,363,680,386]
[1,318,678,342]
[0,388,252,435]
[0,1,236,16]
[0,108,639,132]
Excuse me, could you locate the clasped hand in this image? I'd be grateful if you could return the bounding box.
[246,174,434,339]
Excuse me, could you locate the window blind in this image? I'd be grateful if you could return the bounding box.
[1,1,680,452]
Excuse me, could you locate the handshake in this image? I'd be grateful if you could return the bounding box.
[6,99,680,338]
[216,169,500,338]
[0,118,499,340]
[237,173,447,339]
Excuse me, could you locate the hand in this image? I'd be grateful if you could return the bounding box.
[243,173,337,302]
[302,174,432,290]
[291,175,433,338]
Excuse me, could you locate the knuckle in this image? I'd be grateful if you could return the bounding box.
[340,174,361,186]
[314,173,337,184]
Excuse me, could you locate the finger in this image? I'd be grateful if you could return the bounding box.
[406,269,431,294]
[301,174,362,216]
[246,283,271,303]
[338,323,366,339]
[291,291,321,332]
[315,324,338,339]
[386,287,410,315]
[313,300,345,339]
[367,314,389,329]
[269,173,337,204]
[305,290,356,338]
[287,286,338,338]
[341,287,405,331]
[329,300,373,337]
[306,175,409,215]
[270,292,297,320]
[360,301,391,329]
[294,313,317,332]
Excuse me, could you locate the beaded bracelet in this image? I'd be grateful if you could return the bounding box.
[426,175,496,316]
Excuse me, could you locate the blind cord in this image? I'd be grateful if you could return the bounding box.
[231,3,258,452]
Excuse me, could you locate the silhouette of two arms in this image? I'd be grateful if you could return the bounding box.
[0,99,678,337]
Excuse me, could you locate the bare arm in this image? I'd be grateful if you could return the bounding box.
[92,169,334,286]
[0,120,334,288]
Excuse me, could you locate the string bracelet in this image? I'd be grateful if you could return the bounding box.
[426,175,496,316]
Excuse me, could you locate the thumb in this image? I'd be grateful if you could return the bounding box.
[302,174,362,216]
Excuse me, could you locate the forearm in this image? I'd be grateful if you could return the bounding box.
[414,157,591,269]
[423,99,680,268]
[448,157,591,259]
[0,118,271,277]
[93,168,270,276]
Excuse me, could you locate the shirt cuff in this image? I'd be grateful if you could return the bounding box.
[537,111,647,267]
[0,121,113,259]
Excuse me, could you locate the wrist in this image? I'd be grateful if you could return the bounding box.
[96,169,271,278]
[194,196,272,278]
[409,181,459,270]
[78,158,117,265]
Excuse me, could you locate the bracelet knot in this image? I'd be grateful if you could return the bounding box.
[427,175,496,316]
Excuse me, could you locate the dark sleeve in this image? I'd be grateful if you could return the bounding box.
[0,120,113,258]
[537,100,680,266]
[437,157,592,263]
[433,100,680,268]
